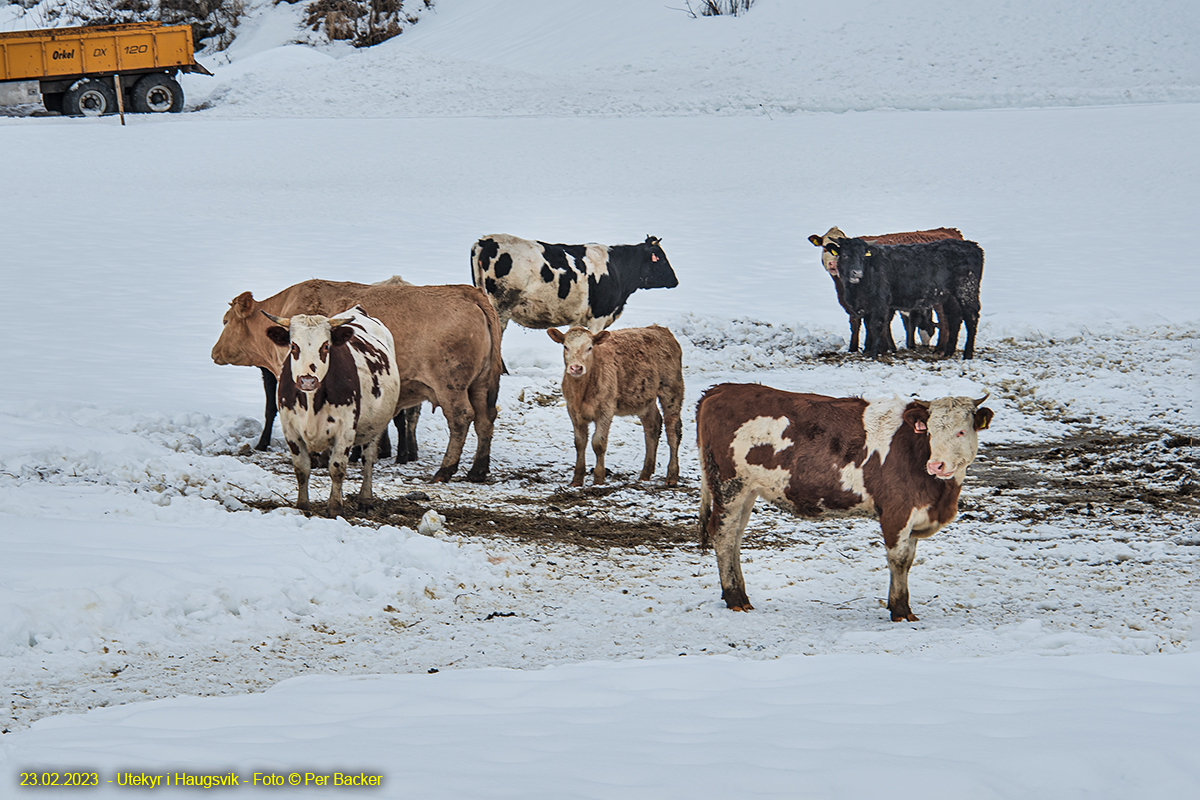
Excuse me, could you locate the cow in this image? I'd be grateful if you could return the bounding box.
[546,325,684,488]
[263,307,401,516]
[471,234,679,337]
[696,383,993,621]
[213,281,503,483]
[212,276,419,461]
[828,237,984,359]
[807,227,964,353]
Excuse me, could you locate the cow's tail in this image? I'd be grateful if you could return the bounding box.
[695,389,723,551]
[469,285,504,412]
[469,240,482,289]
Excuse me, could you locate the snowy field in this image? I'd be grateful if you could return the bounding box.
[1,0,1199,796]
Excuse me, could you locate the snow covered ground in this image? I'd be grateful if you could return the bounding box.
[1,0,1198,796]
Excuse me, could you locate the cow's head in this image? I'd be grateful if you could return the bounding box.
[212,291,278,370]
[263,312,355,393]
[903,395,994,482]
[808,226,847,278]
[548,327,610,378]
[638,235,679,289]
[827,237,871,285]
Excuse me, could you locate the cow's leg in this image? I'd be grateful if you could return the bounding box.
[569,414,591,487]
[661,392,683,487]
[591,412,614,486]
[883,311,898,353]
[864,313,889,358]
[357,436,380,508]
[377,427,392,460]
[713,490,758,611]
[256,368,277,451]
[961,306,980,359]
[432,398,473,483]
[939,300,964,358]
[465,384,494,483]
[325,440,353,518]
[901,311,918,349]
[886,535,920,622]
[848,315,861,353]
[637,404,662,482]
[933,306,947,351]
[395,405,420,464]
[287,436,312,512]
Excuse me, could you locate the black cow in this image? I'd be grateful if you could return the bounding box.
[827,237,984,359]
[471,234,679,336]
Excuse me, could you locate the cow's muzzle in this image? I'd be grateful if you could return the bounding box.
[926,460,957,480]
[567,364,585,377]
[298,374,320,392]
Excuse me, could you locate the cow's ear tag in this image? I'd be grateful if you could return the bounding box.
[865,249,872,257]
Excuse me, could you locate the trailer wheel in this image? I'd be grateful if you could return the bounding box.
[63,80,117,117]
[131,74,184,113]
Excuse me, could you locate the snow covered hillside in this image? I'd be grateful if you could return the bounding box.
[1,1,1198,797]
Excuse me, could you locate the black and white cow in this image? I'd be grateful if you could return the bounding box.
[263,306,401,517]
[827,237,984,359]
[471,234,679,335]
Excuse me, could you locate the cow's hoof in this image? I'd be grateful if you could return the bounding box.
[664,478,679,487]
[890,612,919,623]
[570,478,584,488]
[728,603,754,612]
[465,469,489,484]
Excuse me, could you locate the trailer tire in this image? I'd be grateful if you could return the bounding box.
[131,74,184,113]
[63,79,117,116]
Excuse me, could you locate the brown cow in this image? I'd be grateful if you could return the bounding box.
[546,325,684,487]
[807,226,964,352]
[213,281,503,483]
[696,383,992,621]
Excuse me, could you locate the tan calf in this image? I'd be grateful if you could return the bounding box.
[547,325,684,487]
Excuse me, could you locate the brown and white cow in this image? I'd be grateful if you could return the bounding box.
[212,276,419,459]
[546,325,684,487]
[213,281,503,483]
[696,383,993,621]
[807,226,964,352]
[264,307,401,517]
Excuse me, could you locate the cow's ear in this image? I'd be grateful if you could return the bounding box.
[231,291,256,319]
[331,326,355,347]
[973,407,994,431]
[547,328,566,344]
[903,406,929,433]
[265,326,291,347]
[808,234,823,247]
[592,331,611,346]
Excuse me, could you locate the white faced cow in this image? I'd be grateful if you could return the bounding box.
[471,234,678,336]
[264,306,401,517]
[696,384,993,621]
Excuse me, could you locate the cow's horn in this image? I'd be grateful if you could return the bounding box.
[262,311,290,327]
[973,392,990,407]
[328,318,349,328]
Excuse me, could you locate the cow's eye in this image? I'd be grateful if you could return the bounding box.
[956,430,965,437]
[290,344,300,358]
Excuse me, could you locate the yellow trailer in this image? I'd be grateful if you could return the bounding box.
[0,22,212,116]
